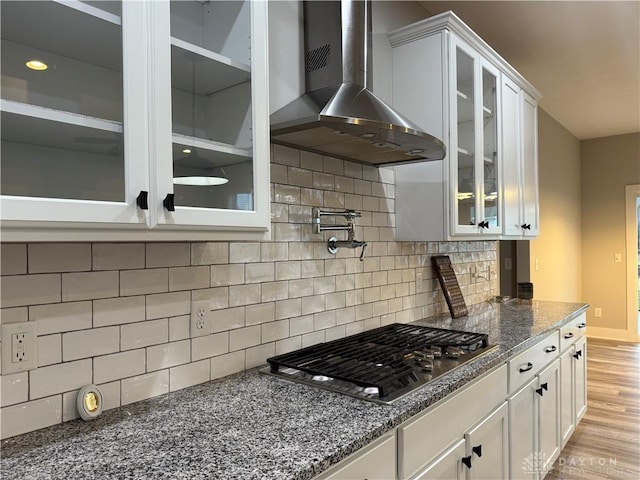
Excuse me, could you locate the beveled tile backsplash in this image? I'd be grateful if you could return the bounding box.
[0,145,498,439]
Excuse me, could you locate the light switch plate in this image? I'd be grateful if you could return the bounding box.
[2,322,38,374]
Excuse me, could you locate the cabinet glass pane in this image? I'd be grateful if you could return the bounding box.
[482,67,498,227]
[170,1,254,211]
[0,0,124,202]
[456,48,475,226]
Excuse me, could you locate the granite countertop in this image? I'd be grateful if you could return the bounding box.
[0,300,588,480]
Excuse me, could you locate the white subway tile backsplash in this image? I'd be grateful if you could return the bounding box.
[191,332,229,361]
[120,268,168,297]
[245,262,275,284]
[1,372,28,407]
[96,381,121,411]
[211,264,245,287]
[323,156,343,175]
[169,266,209,291]
[37,334,61,367]
[170,359,210,392]
[1,307,27,324]
[275,298,301,320]
[275,261,301,281]
[92,243,145,271]
[245,302,275,326]
[121,370,169,406]
[169,315,190,341]
[62,390,80,422]
[299,151,323,172]
[288,166,313,187]
[121,319,168,351]
[28,243,91,273]
[272,144,300,167]
[63,326,119,361]
[289,315,314,336]
[94,296,145,327]
[147,340,190,371]
[261,319,289,343]
[245,342,275,369]
[229,284,261,307]
[146,292,190,320]
[1,244,27,275]
[210,351,245,380]
[229,325,261,351]
[30,359,92,400]
[62,271,118,302]
[302,330,325,348]
[261,281,289,302]
[1,274,61,308]
[325,325,346,342]
[191,242,228,265]
[229,243,261,264]
[288,278,314,298]
[314,310,336,330]
[192,287,229,310]
[1,396,61,439]
[30,301,91,335]
[212,306,245,332]
[301,295,325,315]
[146,243,190,268]
[94,349,145,384]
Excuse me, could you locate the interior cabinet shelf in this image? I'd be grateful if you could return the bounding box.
[172,133,251,166]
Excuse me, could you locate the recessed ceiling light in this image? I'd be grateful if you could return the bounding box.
[173,176,228,186]
[182,148,192,154]
[25,60,48,71]
[359,132,376,139]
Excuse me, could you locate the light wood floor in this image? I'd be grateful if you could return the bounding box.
[546,338,640,479]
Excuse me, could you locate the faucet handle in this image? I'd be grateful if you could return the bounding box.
[359,242,367,261]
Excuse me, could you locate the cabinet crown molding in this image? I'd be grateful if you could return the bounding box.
[388,10,542,101]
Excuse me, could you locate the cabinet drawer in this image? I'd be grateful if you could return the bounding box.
[318,432,396,480]
[508,331,560,394]
[560,312,587,351]
[398,364,507,479]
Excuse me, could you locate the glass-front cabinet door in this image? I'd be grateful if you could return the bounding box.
[450,36,501,236]
[150,0,269,231]
[0,0,148,227]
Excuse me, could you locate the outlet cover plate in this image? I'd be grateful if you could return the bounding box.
[2,322,38,374]
[190,301,211,338]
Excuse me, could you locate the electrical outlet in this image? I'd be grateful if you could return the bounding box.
[190,300,211,337]
[594,307,602,317]
[2,322,38,374]
[470,266,477,282]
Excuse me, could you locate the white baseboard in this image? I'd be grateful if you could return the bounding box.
[587,326,640,343]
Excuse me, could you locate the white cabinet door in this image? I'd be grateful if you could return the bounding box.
[0,0,149,228]
[150,0,270,232]
[319,433,397,480]
[520,91,539,236]
[573,336,587,422]
[559,347,575,448]
[464,403,509,480]
[508,378,537,480]
[413,439,465,480]
[537,359,561,474]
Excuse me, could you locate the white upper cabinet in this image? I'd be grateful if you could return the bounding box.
[389,12,540,241]
[0,0,270,241]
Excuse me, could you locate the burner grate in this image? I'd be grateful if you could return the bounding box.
[266,323,489,400]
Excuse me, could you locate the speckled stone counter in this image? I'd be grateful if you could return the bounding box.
[0,300,587,480]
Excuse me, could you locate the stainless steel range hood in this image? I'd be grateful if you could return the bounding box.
[270,0,445,167]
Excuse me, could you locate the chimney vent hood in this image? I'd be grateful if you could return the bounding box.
[270,0,445,167]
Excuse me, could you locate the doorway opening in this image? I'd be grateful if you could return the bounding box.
[625,184,640,340]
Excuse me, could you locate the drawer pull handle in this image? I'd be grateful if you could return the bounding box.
[472,445,482,458]
[545,346,557,353]
[578,323,586,329]
[564,332,574,339]
[519,362,533,373]
[462,455,472,469]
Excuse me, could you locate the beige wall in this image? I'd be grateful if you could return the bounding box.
[581,133,640,330]
[530,110,582,302]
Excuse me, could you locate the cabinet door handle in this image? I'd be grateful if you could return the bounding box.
[544,346,557,353]
[136,191,149,210]
[519,362,533,373]
[573,350,582,360]
[536,387,544,396]
[462,455,472,469]
[521,223,531,230]
[541,382,548,391]
[163,193,175,212]
[472,444,482,458]
[577,323,587,329]
[564,332,574,339]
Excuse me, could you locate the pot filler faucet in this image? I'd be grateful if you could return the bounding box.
[313,208,367,260]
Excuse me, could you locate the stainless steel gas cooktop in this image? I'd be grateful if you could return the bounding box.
[262,323,497,404]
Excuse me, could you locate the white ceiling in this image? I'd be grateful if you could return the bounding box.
[417,0,640,140]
